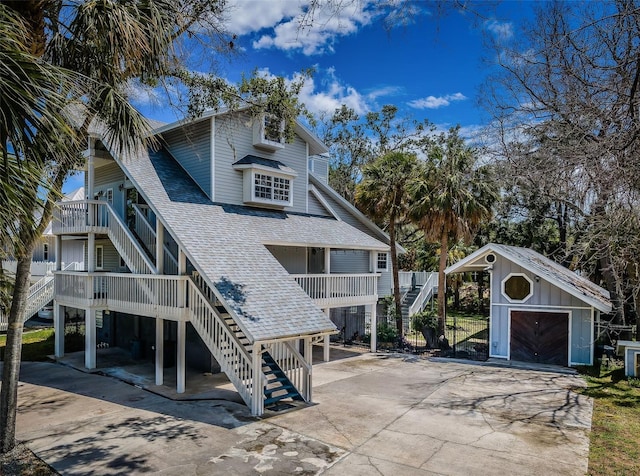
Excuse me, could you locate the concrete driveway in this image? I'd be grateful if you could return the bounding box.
[9,354,591,475]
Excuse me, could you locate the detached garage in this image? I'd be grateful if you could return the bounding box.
[445,244,612,367]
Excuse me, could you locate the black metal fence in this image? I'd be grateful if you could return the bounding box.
[444,314,490,361]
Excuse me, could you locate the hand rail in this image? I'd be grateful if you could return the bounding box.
[186,277,256,407]
[53,200,156,274]
[408,272,439,317]
[132,203,179,274]
[132,203,157,258]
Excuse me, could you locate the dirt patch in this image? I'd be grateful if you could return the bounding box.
[0,444,57,476]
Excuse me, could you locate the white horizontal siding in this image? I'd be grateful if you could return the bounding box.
[214,112,309,213]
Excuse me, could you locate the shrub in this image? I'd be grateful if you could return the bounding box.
[377,323,398,343]
[411,310,438,332]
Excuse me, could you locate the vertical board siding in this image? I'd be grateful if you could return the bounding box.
[266,245,307,274]
[214,113,309,213]
[163,119,212,200]
[61,240,85,267]
[489,257,594,364]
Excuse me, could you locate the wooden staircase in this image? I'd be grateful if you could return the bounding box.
[192,274,308,410]
[262,352,304,407]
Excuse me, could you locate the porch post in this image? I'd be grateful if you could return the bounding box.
[87,137,95,227]
[85,308,96,369]
[54,302,64,357]
[323,309,331,362]
[251,342,263,416]
[324,247,331,274]
[155,318,164,385]
[176,320,186,393]
[304,337,313,402]
[55,235,62,271]
[177,249,186,309]
[88,234,95,272]
[156,220,164,273]
[367,303,377,352]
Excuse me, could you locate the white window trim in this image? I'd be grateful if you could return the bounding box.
[252,171,292,207]
[106,188,113,205]
[501,272,534,303]
[43,243,49,261]
[95,245,104,270]
[376,252,389,272]
[253,114,285,151]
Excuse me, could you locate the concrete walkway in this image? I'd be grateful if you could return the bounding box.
[8,354,591,475]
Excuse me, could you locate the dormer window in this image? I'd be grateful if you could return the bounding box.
[253,114,285,151]
[233,155,297,208]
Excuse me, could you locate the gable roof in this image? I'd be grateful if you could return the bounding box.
[308,173,406,253]
[150,108,329,156]
[115,146,388,343]
[445,243,612,313]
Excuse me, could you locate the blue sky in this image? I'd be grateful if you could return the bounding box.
[65,0,535,192]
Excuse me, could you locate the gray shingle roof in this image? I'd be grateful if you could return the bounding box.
[445,243,612,313]
[119,147,388,342]
[232,155,296,175]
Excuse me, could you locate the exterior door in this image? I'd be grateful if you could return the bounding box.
[510,311,569,365]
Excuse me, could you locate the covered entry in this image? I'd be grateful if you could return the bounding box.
[510,311,569,365]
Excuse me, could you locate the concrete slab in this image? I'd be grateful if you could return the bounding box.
[3,353,591,475]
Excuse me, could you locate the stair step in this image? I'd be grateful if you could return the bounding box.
[265,375,289,383]
[264,384,295,397]
[264,391,300,406]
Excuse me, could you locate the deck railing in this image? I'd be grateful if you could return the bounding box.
[54,200,156,274]
[397,271,431,290]
[1,260,57,277]
[292,273,379,307]
[54,271,185,320]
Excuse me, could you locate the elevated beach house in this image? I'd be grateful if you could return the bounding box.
[50,109,397,415]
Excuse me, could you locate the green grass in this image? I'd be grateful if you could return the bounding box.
[0,329,56,361]
[0,327,85,361]
[577,363,640,475]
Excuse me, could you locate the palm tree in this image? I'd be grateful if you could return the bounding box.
[356,151,418,336]
[410,127,498,335]
[0,0,231,453]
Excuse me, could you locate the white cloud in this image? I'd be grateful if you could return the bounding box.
[295,68,369,115]
[485,19,513,40]
[366,86,403,101]
[408,92,467,109]
[222,0,378,55]
[125,80,163,106]
[223,0,301,36]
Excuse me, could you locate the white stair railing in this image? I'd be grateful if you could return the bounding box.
[132,203,179,274]
[408,272,439,317]
[186,277,257,408]
[264,341,311,401]
[132,204,157,258]
[0,262,81,329]
[54,200,156,274]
